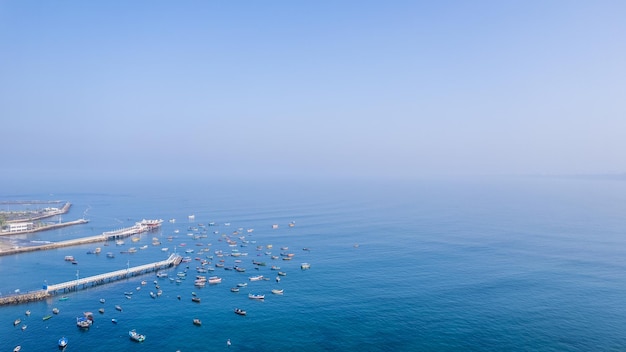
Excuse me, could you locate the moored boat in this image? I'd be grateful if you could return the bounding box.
[115,305,122,311]
[300,262,311,270]
[193,318,202,326]
[192,297,201,303]
[248,293,265,300]
[230,287,240,292]
[234,308,247,316]
[14,318,21,326]
[129,329,146,342]
[271,289,284,295]
[76,316,92,329]
[58,336,68,348]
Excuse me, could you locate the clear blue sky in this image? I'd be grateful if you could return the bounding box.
[1,1,625,181]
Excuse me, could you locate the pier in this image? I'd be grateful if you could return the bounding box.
[0,221,158,256]
[0,254,182,306]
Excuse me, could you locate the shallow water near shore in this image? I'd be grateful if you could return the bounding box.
[2,176,626,351]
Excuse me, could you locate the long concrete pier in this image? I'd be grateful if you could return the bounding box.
[0,222,155,256]
[0,254,182,306]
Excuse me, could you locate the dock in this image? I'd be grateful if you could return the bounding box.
[0,254,182,306]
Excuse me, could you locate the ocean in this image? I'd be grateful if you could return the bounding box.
[1,176,626,351]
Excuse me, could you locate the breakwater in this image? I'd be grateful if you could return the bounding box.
[0,218,88,237]
[4,201,72,223]
[0,254,182,306]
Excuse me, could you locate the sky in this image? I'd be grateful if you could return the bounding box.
[1,1,625,182]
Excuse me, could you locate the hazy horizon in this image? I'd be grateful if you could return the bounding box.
[2,1,625,181]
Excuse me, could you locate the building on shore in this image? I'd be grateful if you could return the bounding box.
[6,222,34,233]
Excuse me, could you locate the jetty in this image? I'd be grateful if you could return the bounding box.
[0,220,162,256]
[0,254,182,306]
[3,202,72,223]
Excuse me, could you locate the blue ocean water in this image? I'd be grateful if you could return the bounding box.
[1,176,626,351]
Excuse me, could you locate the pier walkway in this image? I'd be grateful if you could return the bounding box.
[0,222,154,256]
[0,254,182,306]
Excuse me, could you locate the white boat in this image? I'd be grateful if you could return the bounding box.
[300,263,311,270]
[208,276,222,284]
[249,275,264,281]
[129,329,146,342]
[58,337,68,348]
[248,293,265,300]
[271,289,284,295]
[76,317,92,329]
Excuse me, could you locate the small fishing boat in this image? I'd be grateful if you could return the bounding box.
[52,308,59,314]
[249,275,263,281]
[58,337,68,348]
[193,318,202,326]
[237,282,247,287]
[115,305,122,311]
[271,289,284,295]
[234,308,246,316]
[76,316,92,329]
[99,308,105,314]
[13,318,21,326]
[230,287,240,292]
[43,315,52,321]
[278,271,287,276]
[111,318,118,324]
[13,346,21,352]
[25,310,31,316]
[192,297,201,303]
[21,324,27,331]
[129,329,146,342]
[248,293,265,300]
[59,296,69,301]
[99,298,105,303]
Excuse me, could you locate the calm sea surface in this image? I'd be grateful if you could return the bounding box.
[1,177,626,351]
